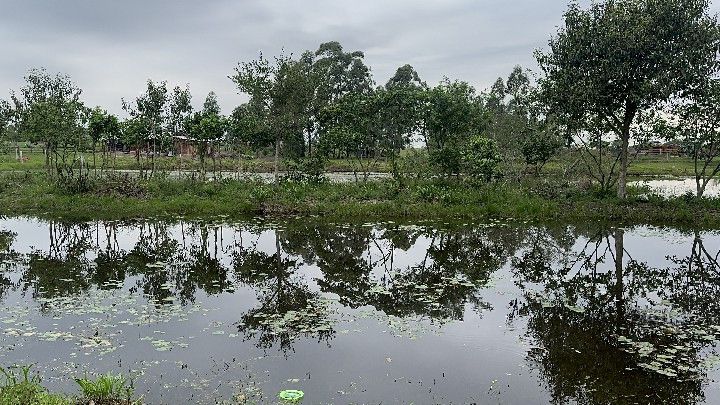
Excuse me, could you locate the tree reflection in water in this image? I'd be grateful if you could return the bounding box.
[1,220,720,402]
[511,226,720,404]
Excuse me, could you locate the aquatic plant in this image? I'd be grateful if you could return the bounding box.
[74,373,138,405]
[0,365,71,405]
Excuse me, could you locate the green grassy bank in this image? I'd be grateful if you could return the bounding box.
[0,172,718,227]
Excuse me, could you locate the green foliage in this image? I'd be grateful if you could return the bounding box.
[521,128,561,174]
[186,92,227,173]
[429,147,462,176]
[662,78,720,196]
[88,107,120,145]
[537,0,720,197]
[462,136,502,181]
[75,373,136,404]
[10,68,85,152]
[0,365,71,405]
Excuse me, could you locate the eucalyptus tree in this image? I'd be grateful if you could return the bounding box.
[11,68,86,177]
[122,80,169,176]
[375,86,425,178]
[537,0,720,198]
[386,64,426,90]
[312,41,373,104]
[231,52,315,182]
[227,103,272,160]
[319,90,383,180]
[310,42,374,156]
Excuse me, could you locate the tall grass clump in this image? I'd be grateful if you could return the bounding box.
[0,365,71,405]
[75,373,138,405]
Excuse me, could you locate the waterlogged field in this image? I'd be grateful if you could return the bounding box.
[0,218,720,404]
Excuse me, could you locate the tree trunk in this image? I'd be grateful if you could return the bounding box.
[697,176,705,198]
[613,228,625,332]
[274,139,280,184]
[617,128,630,199]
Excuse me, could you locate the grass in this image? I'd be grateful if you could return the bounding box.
[0,365,71,405]
[0,171,718,228]
[0,150,391,173]
[0,149,702,177]
[74,374,137,405]
[0,366,139,405]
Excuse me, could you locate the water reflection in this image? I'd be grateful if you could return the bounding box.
[0,219,719,403]
[510,226,720,404]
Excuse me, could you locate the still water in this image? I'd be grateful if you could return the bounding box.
[0,218,719,404]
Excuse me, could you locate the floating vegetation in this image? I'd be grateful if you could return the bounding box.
[278,389,304,403]
[616,320,720,380]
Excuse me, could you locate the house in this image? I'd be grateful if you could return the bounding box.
[638,142,682,156]
[173,135,197,156]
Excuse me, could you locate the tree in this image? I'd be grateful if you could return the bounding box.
[11,68,86,177]
[310,42,374,158]
[320,91,383,180]
[230,53,314,182]
[122,80,169,176]
[376,85,425,178]
[484,66,534,158]
[662,79,720,197]
[168,85,193,138]
[88,107,120,174]
[537,0,720,198]
[0,100,11,153]
[462,136,501,181]
[425,79,486,175]
[386,64,426,90]
[187,92,226,176]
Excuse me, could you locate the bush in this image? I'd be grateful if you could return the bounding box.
[283,156,327,184]
[462,136,502,181]
[429,147,462,176]
[521,131,561,174]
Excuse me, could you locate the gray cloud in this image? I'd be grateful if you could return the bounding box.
[0,0,718,115]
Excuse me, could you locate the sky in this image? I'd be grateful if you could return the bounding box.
[1,0,719,116]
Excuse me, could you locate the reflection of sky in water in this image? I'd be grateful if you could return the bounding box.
[630,178,720,197]
[0,219,719,404]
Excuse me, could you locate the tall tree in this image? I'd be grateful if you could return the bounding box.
[122,80,169,176]
[386,64,426,90]
[537,0,720,198]
[168,85,193,138]
[88,107,120,174]
[425,79,485,175]
[231,53,314,182]
[0,99,11,149]
[11,68,86,175]
[187,91,226,176]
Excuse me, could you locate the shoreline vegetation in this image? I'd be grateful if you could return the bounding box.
[1,170,718,228]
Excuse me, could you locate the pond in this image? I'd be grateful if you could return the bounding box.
[630,177,720,198]
[0,217,719,404]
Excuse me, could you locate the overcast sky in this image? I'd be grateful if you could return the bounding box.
[1,0,719,115]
